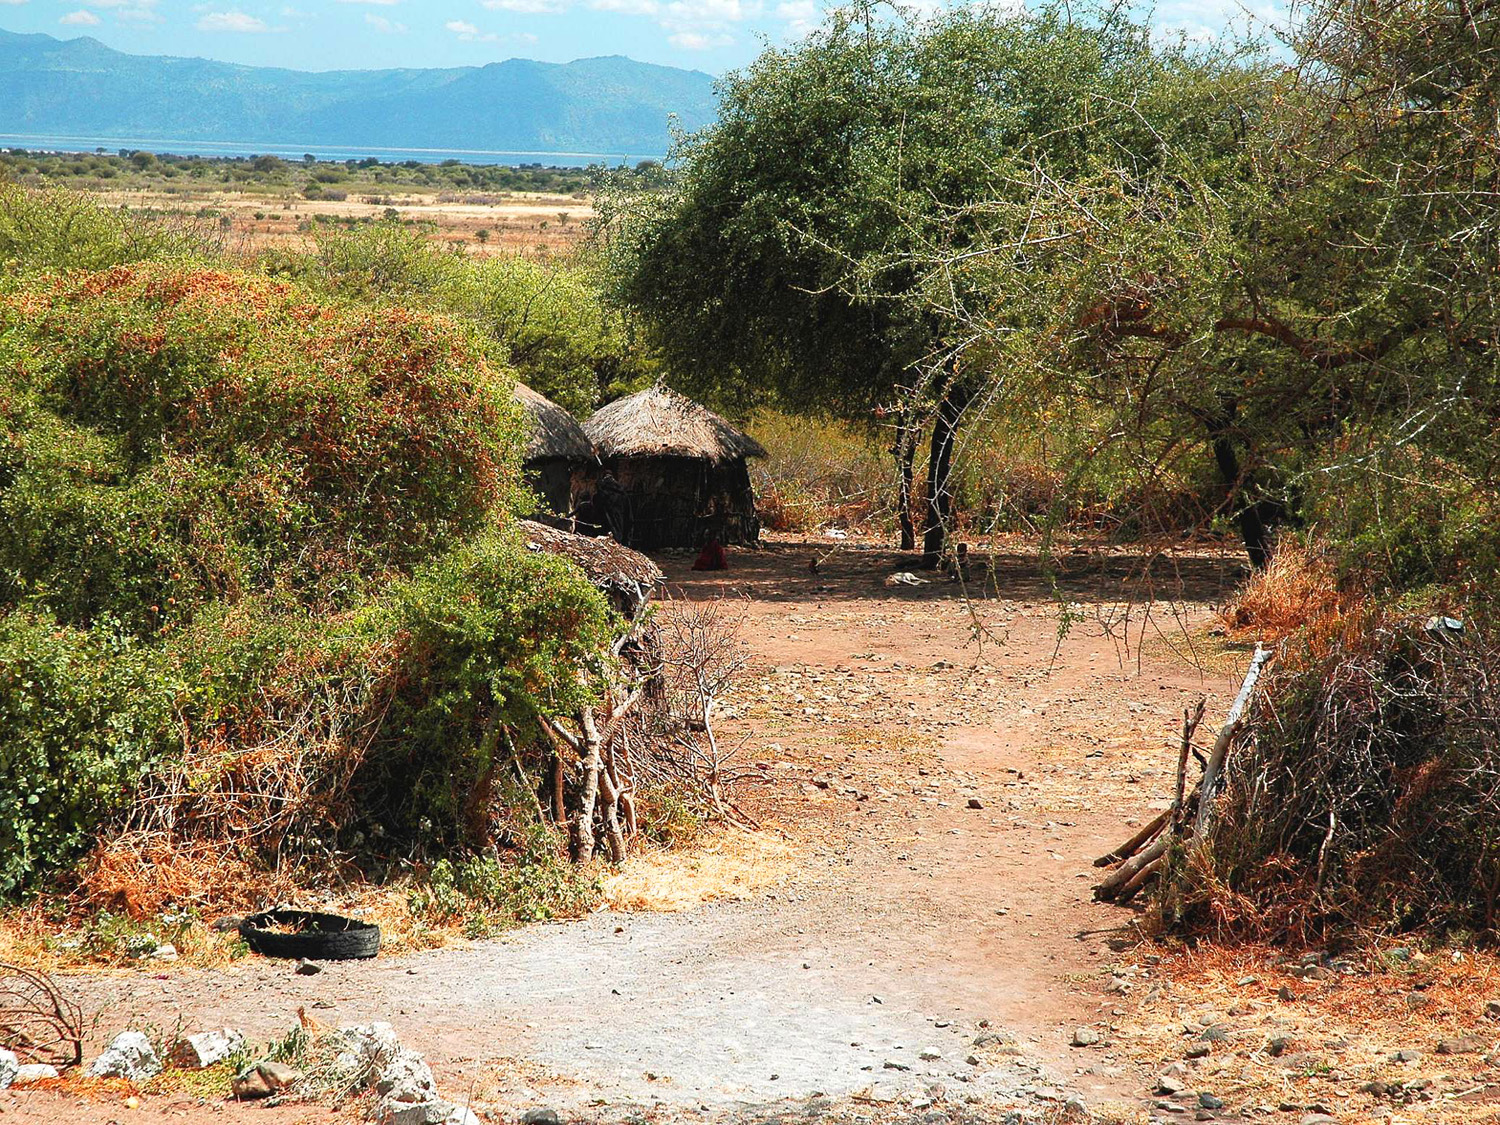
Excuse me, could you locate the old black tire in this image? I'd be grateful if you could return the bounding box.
[239,909,381,961]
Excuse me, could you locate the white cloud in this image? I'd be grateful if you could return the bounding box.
[59,9,101,24]
[668,28,730,47]
[665,0,751,22]
[95,0,164,23]
[335,0,399,5]
[364,11,405,30]
[196,10,272,31]
[0,0,28,7]
[445,17,500,40]
[773,0,814,36]
[1152,0,1289,44]
[589,0,659,12]
[482,0,565,11]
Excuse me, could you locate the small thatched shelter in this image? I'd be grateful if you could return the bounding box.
[582,385,767,550]
[518,519,662,620]
[514,382,596,516]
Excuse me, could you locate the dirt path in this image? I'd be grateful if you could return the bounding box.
[19,538,1249,1124]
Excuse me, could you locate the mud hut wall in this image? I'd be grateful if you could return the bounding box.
[608,454,708,550]
[604,455,760,549]
[524,457,580,516]
[702,458,760,546]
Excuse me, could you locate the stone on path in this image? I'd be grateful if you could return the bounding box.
[232,1066,273,1101]
[0,1049,17,1090]
[1436,1035,1485,1055]
[377,1100,481,1125]
[377,1048,437,1105]
[232,1060,302,1100]
[169,1027,245,1069]
[87,1031,161,1081]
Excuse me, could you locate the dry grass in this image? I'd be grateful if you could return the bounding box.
[100,187,591,258]
[601,826,794,912]
[0,826,791,973]
[1218,541,1349,642]
[1109,938,1500,1123]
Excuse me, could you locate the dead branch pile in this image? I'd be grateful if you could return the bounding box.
[0,965,82,1068]
[1102,603,1500,943]
[77,644,398,917]
[1093,645,1270,906]
[538,596,754,863]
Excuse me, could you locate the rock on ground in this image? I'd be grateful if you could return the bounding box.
[0,1049,17,1090]
[86,1030,161,1081]
[377,1048,438,1105]
[377,1099,481,1125]
[328,1021,401,1084]
[169,1027,245,1069]
[13,1063,59,1084]
[231,1060,302,1100]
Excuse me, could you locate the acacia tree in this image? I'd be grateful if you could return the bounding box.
[601,3,1216,563]
[918,0,1499,576]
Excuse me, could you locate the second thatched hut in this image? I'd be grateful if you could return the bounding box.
[514,382,597,517]
[582,385,767,550]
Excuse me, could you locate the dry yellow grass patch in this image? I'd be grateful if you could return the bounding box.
[601,826,795,913]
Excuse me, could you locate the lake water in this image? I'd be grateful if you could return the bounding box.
[0,133,659,167]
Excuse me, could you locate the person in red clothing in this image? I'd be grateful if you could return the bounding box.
[692,538,728,571]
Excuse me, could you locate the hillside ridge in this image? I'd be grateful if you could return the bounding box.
[0,29,716,156]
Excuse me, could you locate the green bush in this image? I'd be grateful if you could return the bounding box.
[0,184,213,273]
[275,222,648,415]
[0,613,178,896]
[409,829,601,936]
[0,264,524,634]
[345,528,617,845]
[0,260,622,900]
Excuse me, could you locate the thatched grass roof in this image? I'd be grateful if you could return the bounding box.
[518,519,662,614]
[514,382,595,463]
[583,385,767,465]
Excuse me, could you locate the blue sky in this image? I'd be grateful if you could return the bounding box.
[0,0,1282,77]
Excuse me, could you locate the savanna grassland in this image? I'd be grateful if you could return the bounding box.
[3,1,1500,1122]
[0,149,623,255]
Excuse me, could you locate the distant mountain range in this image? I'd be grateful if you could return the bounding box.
[0,29,717,158]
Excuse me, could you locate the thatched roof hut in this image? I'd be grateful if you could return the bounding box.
[513,382,596,516]
[518,518,661,619]
[582,385,767,550]
[585,384,768,464]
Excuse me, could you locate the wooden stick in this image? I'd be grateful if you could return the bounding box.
[1095,832,1170,900]
[1193,643,1271,842]
[1115,855,1163,903]
[1095,809,1169,868]
[1170,698,1208,830]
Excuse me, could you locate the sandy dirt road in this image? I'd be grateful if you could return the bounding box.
[13,538,1249,1124]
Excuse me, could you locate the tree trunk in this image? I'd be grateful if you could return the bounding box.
[1206,402,1281,570]
[572,708,604,863]
[463,711,504,849]
[895,425,917,552]
[921,377,971,568]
